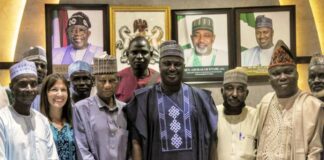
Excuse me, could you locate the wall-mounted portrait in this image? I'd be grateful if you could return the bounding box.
[172,9,234,82]
[45,4,108,73]
[109,6,171,71]
[235,6,296,77]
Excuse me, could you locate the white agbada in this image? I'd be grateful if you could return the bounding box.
[241,46,274,67]
[216,104,259,160]
[0,106,58,160]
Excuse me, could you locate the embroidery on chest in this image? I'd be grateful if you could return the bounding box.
[156,84,193,152]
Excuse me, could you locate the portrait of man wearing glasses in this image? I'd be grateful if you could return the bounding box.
[52,11,104,65]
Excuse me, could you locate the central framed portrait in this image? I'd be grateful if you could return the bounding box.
[172,9,234,82]
[109,6,171,72]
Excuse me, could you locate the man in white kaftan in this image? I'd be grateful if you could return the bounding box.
[0,60,58,160]
[216,68,258,160]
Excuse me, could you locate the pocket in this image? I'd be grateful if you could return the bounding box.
[241,134,257,158]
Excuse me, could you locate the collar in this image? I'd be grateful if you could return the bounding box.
[94,95,126,112]
[157,83,184,94]
[277,89,301,110]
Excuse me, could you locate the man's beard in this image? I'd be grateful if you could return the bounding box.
[195,46,209,55]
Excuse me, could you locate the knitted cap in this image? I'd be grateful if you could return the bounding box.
[68,60,92,78]
[309,52,324,67]
[10,60,37,80]
[268,40,295,69]
[67,12,91,29]
[23,46,47,62]
[223,67,248,85]
[159,40,184,59]
[192,17,214,33]
[256,15,272,28]
[92,54,117,75]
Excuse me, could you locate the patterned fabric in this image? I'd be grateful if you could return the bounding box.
[68,60,92,78]
[257,91,303,160]
[92,55,117,74]
[67,12,91,28]
[50,123,76,160]
[159,40,184,59]
[157,84,192,152]
[269,40,295,69]
[223,68,248,85]
[192,17,214,33]
[125,83,218,160]
[10,60,37,80]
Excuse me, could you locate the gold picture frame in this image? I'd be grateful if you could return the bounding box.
[109,5,171,71]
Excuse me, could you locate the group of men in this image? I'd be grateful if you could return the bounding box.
[0,12,323,160]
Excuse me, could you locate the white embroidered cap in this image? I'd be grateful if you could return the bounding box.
[10,60,37,80]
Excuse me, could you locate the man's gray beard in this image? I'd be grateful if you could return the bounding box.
[195,46,208,55]
[312,89,324,99]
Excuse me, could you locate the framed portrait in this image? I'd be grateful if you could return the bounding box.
[172,9,234,82]
[235,5,296,79]
[109,5,171,72]
[45,4,109,74]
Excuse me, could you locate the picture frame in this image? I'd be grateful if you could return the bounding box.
[235,5,296,80]
[172,8,234,82]
[45,4,109,74]
[109,5,171,72]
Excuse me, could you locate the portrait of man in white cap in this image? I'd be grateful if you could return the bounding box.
[52,11,105,65]
[184,17,228,67]
[241,15,274,67]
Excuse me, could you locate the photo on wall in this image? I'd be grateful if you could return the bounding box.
[172,9,234,82]
[235,5,296,78]
[45,4,109,74]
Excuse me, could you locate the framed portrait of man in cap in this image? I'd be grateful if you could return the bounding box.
[235,6,296,78]
[172,9,234,82]
[109,6,171,72]
[45,4,108,74]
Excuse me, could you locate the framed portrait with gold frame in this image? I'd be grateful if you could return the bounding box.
[109,5,171,71]
[235,5,296,81]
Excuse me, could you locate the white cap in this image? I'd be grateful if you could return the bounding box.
[10,60,37,80]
